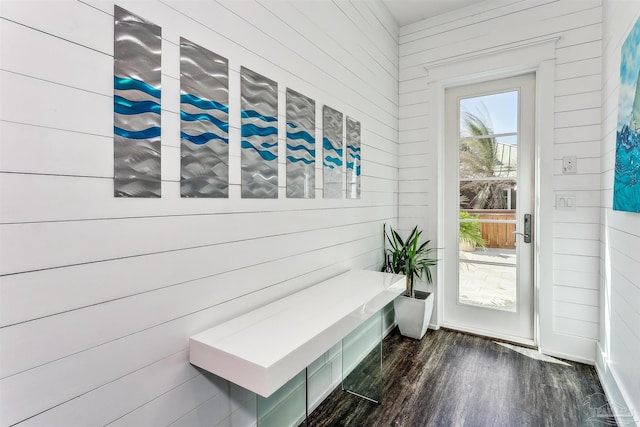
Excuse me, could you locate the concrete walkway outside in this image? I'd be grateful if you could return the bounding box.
[458,247,517,311]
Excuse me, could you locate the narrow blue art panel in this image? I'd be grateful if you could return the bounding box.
[241,67,278,198]
[346,117,361,199]
[613,16,640,213]
[323,106,343,199]
[180,38,229,198]
[286,89,315,198]
[113,6,161,198]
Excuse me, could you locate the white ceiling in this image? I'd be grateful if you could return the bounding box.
[382,0,481,27]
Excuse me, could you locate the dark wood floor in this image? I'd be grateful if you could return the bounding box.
[309,328,616,427]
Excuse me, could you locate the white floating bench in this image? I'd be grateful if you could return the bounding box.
[189,269,405,398]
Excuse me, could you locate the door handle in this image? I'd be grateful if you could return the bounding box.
[512,213,532,243]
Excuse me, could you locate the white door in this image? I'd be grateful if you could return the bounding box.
[443,73,535,345]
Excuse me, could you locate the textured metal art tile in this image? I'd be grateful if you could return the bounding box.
[180,38,229,198]
[346,117,361,199]
[240,67,278,198]
[323,105,343,199]
[286,89,315,198]
[113,6,162,197]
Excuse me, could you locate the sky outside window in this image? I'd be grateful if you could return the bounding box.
[459,91,518,138]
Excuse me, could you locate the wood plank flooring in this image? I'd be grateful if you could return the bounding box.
[308,328,616,426]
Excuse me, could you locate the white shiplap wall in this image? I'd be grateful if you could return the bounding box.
[0,0,399,425]
[598,0,640,422]
[398,0,603,360]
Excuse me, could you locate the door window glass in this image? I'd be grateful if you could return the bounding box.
[458,90,519,312]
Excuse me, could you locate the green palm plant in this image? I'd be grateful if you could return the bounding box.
[381,224,437,298]
[459,211,486,249]
[460,111,513,209]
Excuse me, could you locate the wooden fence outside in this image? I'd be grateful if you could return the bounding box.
[465,209,516,249]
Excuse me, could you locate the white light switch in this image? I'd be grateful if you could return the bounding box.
[562,156,577,174]
[556,194,576,210]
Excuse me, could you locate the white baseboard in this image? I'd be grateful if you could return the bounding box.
[595,343,638,426]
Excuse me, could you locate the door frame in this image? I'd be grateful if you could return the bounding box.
[423,37,559,349]
[443,73,536,345]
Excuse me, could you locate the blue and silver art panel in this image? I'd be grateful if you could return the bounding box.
[346,116,361,199]
[180,38,229,198]
[613,16,640,213]
[241,67,278,198]
[113,6,162,198]
[286,89,315,198]
[323,105,343,199]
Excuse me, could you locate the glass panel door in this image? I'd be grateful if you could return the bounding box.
[443,73,535,345]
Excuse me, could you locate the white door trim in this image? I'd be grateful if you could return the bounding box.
[423,38,558,350]
[443,74,536,345]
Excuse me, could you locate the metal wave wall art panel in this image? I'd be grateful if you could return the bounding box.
[323,105,343,199]
[241,67,278,198]
[286,89,316,198]
[346,117,361,199]
[180,38,229,198]
[113,6,162,198]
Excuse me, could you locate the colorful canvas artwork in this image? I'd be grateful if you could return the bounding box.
[286,89,316,198]
[323,106,343,198]
[113,6,162,198]
[180,38,229,198]
[241,67,278,198]
[346,117,361,199]
[613,16,640,213]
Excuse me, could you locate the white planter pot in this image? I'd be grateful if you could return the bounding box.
[393,291,434,340]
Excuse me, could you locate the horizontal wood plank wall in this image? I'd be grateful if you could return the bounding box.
[599,0,640,421]
[0,0,399,425]
[397,0,603,358]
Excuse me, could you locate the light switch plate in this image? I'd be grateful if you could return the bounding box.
[562,156,577,174]
[556,194,576,210]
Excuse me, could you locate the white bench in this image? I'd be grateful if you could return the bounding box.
[189,269,405,403]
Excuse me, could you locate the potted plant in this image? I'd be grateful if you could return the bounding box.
[381,224,437,340]
[459,211,486,252]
